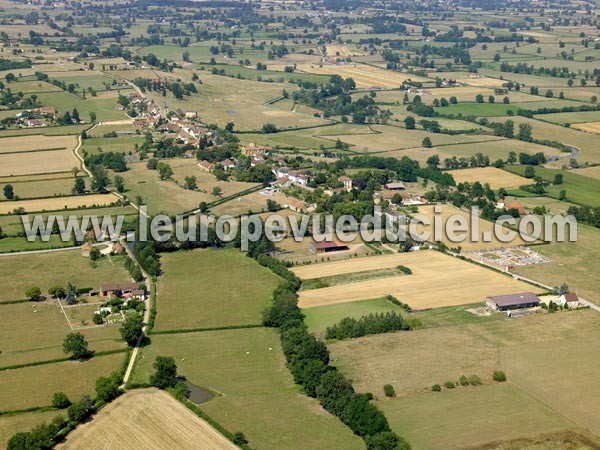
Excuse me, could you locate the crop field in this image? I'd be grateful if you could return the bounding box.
[431,138,559,163]
[415,204,530,250]
[295,63,429,88]
[0,250,132,301]
[154,249,279,331]
[448,167,529,189]
[535,111,600,125]
[129,328,363,450]
[572,121,600,134]
[0,193,120,213]
[0,125,88,139]
[0,352,124,411]
[0,205,136,236]
[0,149,81,177]
[59,389,237,450]
[0,134,77,154]
[326,44,365,57]
[303,297,402,334]
[295,251,539,309]
[379,384,573,450]
[118,160,258,215]
[0,176,89,199]
[323,124,499,152]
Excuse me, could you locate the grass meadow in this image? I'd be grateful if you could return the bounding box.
[129,328,364,450]
[154,249,279,332]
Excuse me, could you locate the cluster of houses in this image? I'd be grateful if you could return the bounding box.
[15,107,57,128]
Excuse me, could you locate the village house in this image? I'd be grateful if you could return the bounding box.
[558,292,580,308]
[221,158,235,170]
[338,176,353,192]
[198,160,215,173]
[81,242,93,258]
[288,198,307,213]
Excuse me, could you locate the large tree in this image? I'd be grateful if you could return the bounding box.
[150,356,178,389]
[63,332,92,359]
[120,314,143,346]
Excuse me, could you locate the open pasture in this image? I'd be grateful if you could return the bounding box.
[129,328,363,450]
[380,384,573,450]
[0,410,62,449]
[119,160,258,215]
[535,110,600,125]
[295,63,429,89]
[0,193,120,214]
[296,251,540,309]
[503,337,600,437]
[154,249,279,332]
[58,389,237,450]
[0,301,123,368]
[0,352,124,412]
[0,250,132,301]
[448,166,529,189]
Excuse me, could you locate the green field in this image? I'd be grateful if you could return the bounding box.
[0,352,124,412]
[303,297,401,334]
[0,176,89,200]
[129,328,364,450]
[0,250,132,301]
[0,301,123,368]
[435,102,520,117]
[379,384,574,450]
[154,249,279,331]
[504,165,600,207]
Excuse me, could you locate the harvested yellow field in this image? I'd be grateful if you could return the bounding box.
[0,193,119,213]
[448,167,529,189]
[0,149,80,176]
[296,63,429,88]
[571,121,600,134]
[296,251,541,309]
[0,135,77,153]
[326,44,364,57]
[462,76,506,88]
[58,389,237,450]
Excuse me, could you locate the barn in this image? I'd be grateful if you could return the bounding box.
[309,239,350,255]
[486,292,541,311]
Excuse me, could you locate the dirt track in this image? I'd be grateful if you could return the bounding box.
[58,389,237,450]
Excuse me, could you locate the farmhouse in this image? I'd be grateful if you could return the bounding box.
[486,292,541,311]
[198,160,215,173]
[288,198,307,213]
[100,283,144,298]
[338,176,353,192]
[309,239,350,255]
[81,242,93,258]
[558,292,580,307]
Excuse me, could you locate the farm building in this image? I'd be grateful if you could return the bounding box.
[486,292,541,311]
[385,182,405,191]
[100,283,144,298]
[198,160,215,173]
[558,293,580,307]
[309,239,350,254]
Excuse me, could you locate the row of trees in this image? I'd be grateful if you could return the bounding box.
[325,312,410,340]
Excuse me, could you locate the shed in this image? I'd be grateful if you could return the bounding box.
[486,292,540,311]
